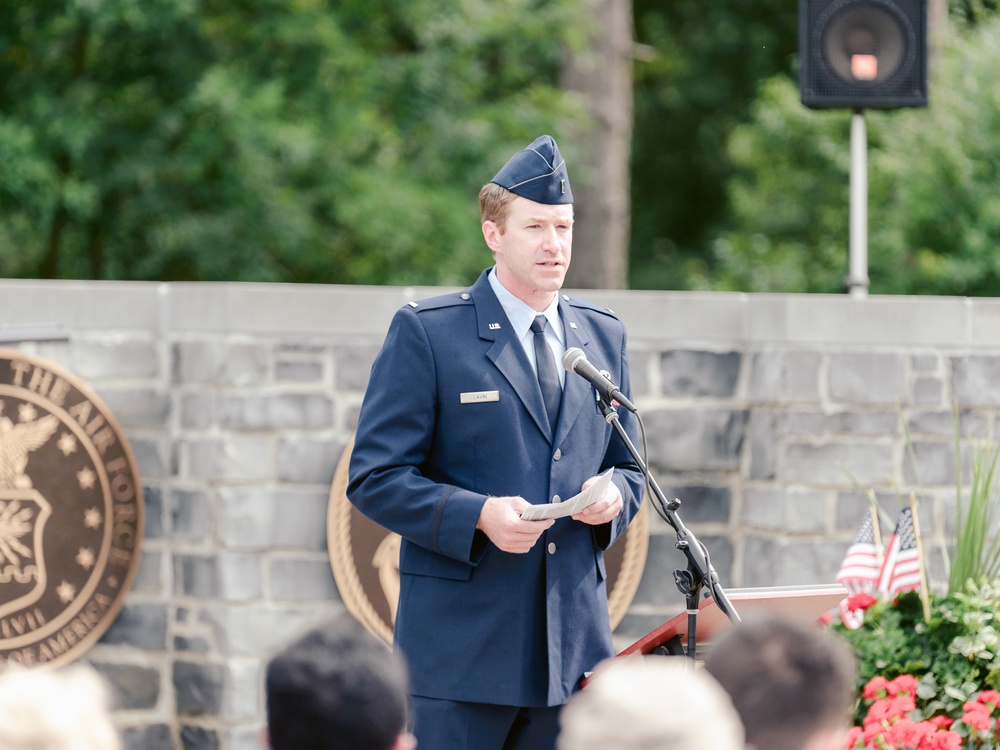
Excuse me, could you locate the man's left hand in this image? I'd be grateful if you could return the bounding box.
[571,475,623,526]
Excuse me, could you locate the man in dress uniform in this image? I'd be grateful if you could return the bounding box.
[348,134,645,750]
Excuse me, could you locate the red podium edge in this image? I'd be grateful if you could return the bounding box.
[618,584,848,657]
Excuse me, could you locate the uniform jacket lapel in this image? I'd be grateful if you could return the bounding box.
[469,272,553,440]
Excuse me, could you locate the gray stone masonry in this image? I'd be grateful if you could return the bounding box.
[3,279,1000,748]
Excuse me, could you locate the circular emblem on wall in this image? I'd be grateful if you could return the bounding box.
[328,437,648,644]
[0,349,143,667]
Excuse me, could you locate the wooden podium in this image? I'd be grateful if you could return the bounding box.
[618,584,848,658]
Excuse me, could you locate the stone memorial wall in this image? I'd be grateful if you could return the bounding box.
[2,279,999,750]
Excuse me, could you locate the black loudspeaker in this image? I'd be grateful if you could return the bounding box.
[799,0,928,109]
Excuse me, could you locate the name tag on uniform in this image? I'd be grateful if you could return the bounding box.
[460,390,500,404]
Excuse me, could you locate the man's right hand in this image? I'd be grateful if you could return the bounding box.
[477,495,555,553]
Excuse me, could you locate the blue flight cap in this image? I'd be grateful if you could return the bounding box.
[490,135,573,205]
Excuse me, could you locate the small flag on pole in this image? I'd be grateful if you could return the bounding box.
[877,506,922,598]
[835,511,882,629]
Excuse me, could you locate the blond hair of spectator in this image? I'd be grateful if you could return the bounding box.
[557,655,745,750]
[0,664,121,750]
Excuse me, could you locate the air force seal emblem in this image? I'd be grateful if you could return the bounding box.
[0,350,143,666]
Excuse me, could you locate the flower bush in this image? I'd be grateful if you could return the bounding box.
[834,581,1000,749]
[846,674,1000,749]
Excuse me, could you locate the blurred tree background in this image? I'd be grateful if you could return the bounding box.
[1,0,999,293]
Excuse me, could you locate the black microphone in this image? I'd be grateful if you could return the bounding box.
[562,347,637,413]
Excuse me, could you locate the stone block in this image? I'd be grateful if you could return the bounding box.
[742,535,779,587]
[749,409,776,480]
[742,488,826,533]
[185,436,272,482]
[173,660,227,717]
[144,485,164,539]
[218,394,334,430]
[130,436,168,479]
[218,487,328,551]
[96,388,171,429]
[643,409,747,472]
[181,727,220,750]
[100,603,168,650]
[72,337,161,379]
[122,724,173,750]
[913,377,943,406]
[823,411,900,435]
[175,635,211,654]
[835,491,874,531]
[333,343,382,391]
[225,658,262,721]
[276,437,345,484]
[269,557,340,601]
[828,352,906,405]
[218,553,264,601]
[911,352,939,371]
[951,355,1000,406]
[276,360,323,382]
[906,409,987,439]
[174,341,268,386]
[91,661,160,710]
[903,441,958,486]
[626,349,653,399]
[133,550,164,593]
[227,727,269,750]
[180,392,215,429]
[780,441,892,485]
[218,604,343,655]
[656,485,731,524]
[748,351,820,404]
[177,555,220,598]
[171,488,214,540]
[660,350,741,398]
[774,540,847,586]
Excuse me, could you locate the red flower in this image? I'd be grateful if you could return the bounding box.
[920,729,963,750]
[976,689,1000,709]
[884,717,936,748]
[927,716,954,729]
[864,676,891,700]
[847,591,879,612]
[961,703,992,732]
[886,675,918,696]
[844,725,863,750]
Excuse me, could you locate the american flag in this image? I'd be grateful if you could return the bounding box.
[835,512,882,629]
[877,507,922,598]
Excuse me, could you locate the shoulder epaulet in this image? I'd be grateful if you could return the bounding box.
[403,289,474,313]
[563,294,619,319]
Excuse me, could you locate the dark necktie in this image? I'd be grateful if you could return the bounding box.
[531,315,562,434]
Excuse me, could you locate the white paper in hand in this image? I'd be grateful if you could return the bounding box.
[520,468,615,521]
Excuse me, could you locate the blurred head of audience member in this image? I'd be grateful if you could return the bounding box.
[556,654,745,750]
[704,615,858,750]
[0,663,121,750]
[266,615,415,750]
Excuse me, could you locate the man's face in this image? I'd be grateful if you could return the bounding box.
[483,196,574,310]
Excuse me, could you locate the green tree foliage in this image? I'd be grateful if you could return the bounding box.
[0,0,583,283]
[706,17,1000,296]
[628,0,798,290]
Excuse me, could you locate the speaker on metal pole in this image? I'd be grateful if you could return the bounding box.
[799,0,928,109]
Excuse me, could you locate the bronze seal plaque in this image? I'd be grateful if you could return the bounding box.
[0,349,143,666]
[329,438,648,644]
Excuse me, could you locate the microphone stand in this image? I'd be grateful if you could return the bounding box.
[596,393,741,660]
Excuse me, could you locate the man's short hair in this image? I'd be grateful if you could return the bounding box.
[0,664,121,750]
[266,616,411,750]
[479,182,520,233]
[557,655,745,750]
[704,615,858,750]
